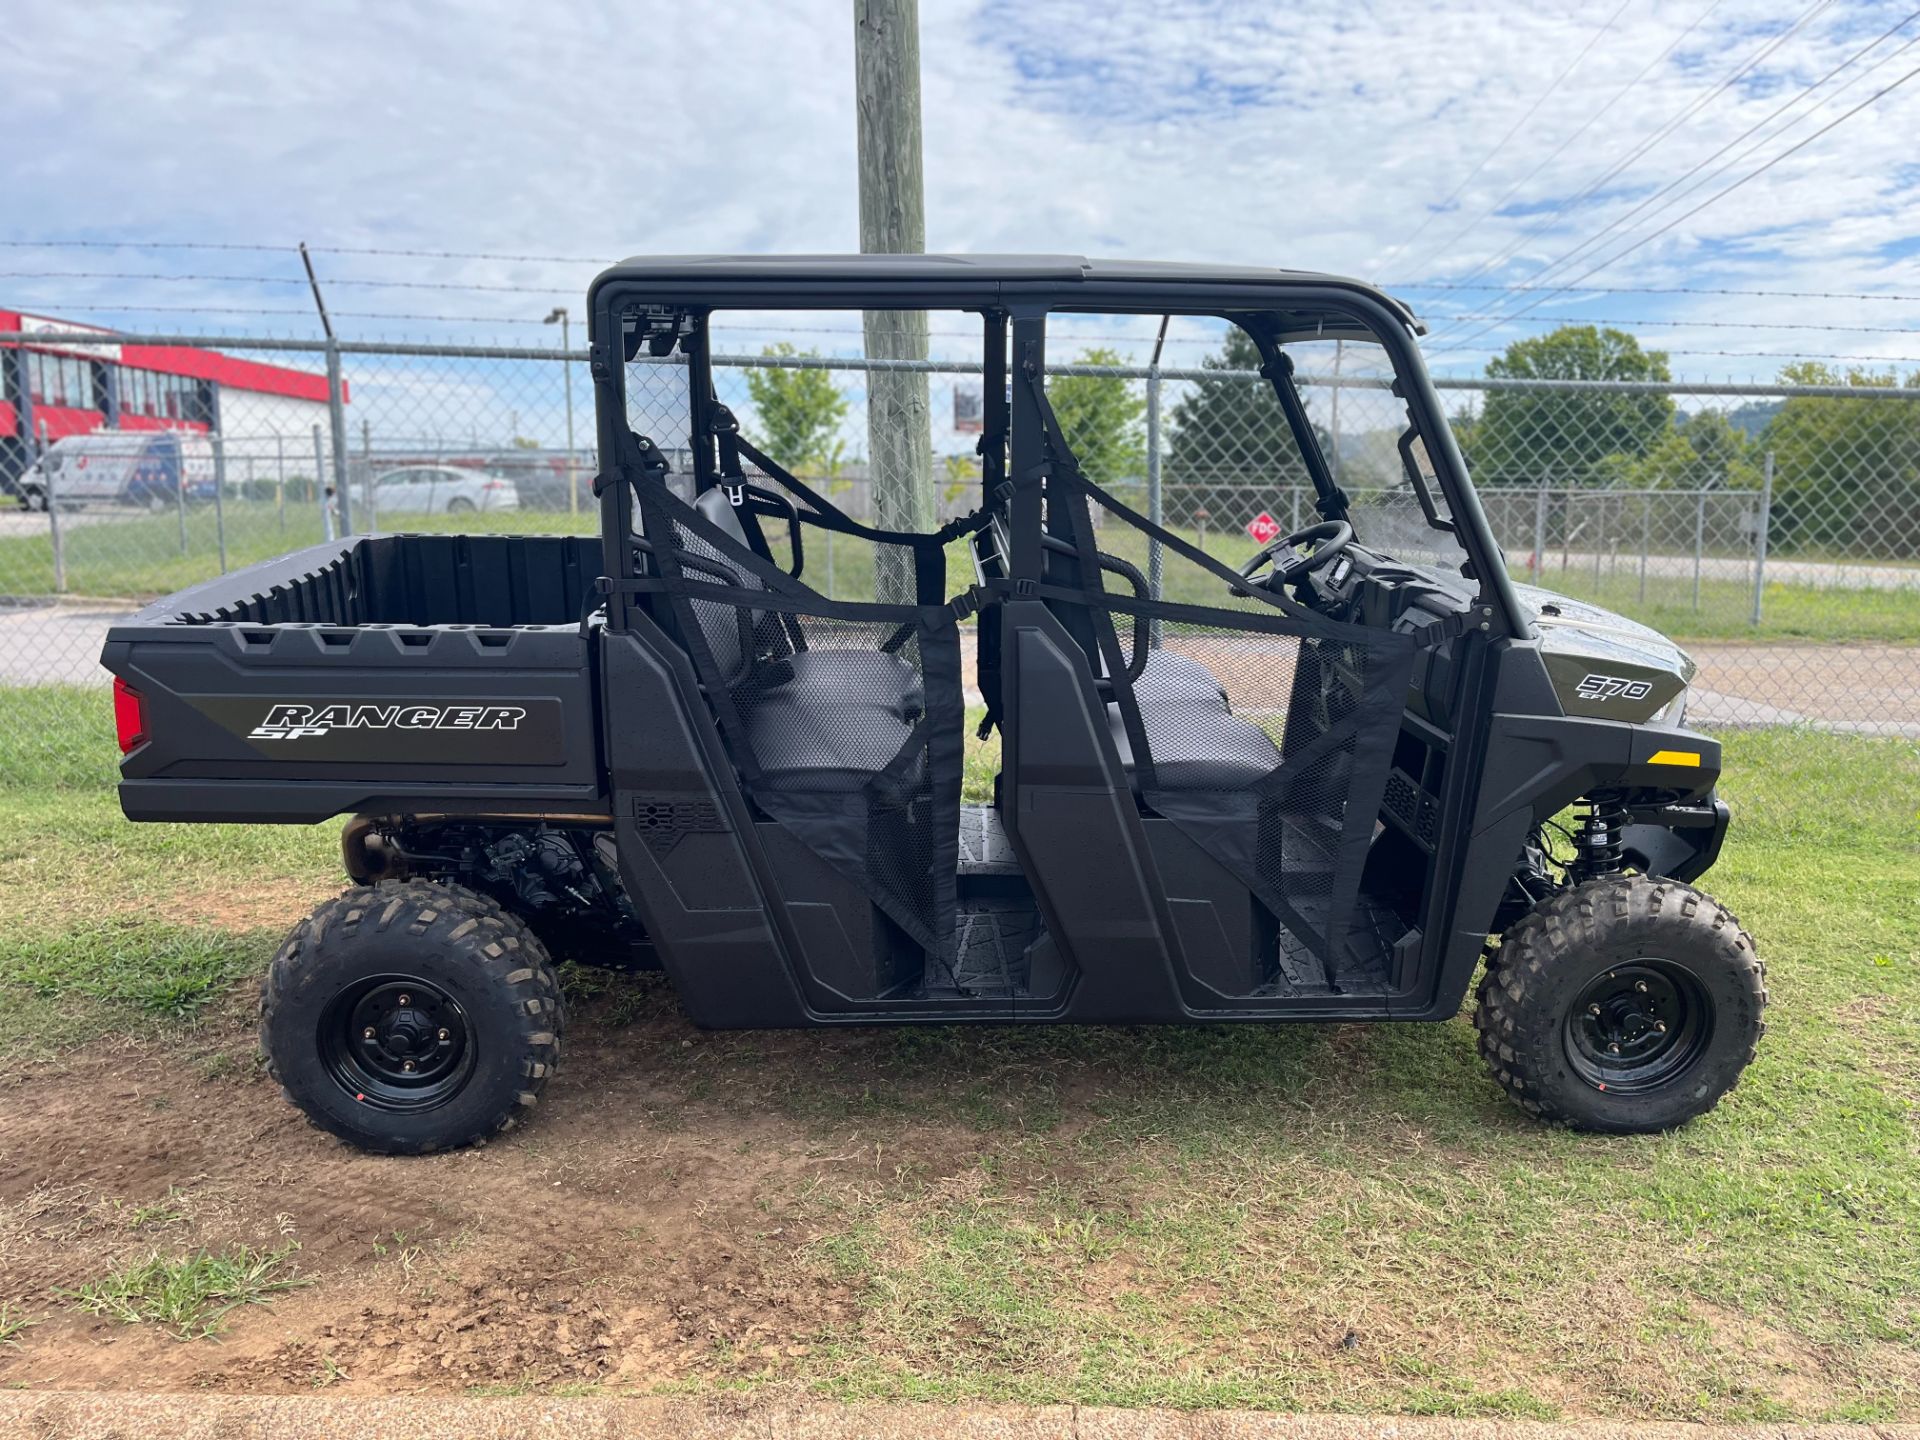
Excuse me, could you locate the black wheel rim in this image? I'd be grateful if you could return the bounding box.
[1564,959,1714,1095]
[318,975,475,1113]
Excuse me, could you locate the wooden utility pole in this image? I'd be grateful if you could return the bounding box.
[854,0,932,601]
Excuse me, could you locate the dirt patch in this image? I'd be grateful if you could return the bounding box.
[138,878,335,934]
[0,998,954,1396]
[0,989,1912,1417]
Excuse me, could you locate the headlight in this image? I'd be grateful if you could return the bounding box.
[1652,689,1688,727]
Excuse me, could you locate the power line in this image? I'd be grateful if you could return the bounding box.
[1429,57,1920,356]
[1430,7,1920,340]
[1375,0,1632,271]
[1398,0,1726,280]
[1436,0,1833,288]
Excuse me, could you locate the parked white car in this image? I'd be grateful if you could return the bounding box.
[369,465,520,516]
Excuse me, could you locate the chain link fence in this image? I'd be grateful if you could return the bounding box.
[2,329,1916,786]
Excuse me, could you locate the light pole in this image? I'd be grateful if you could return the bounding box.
[545,306,577,517]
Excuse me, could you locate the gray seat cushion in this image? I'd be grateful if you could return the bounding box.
[1107,702,1282,790]
[768,649,924,721]
[745,689,917,793]
[1135,649,1229,710]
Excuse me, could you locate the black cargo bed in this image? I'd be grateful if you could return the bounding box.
[102,533,608,824]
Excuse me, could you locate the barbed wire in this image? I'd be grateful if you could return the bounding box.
[1396,281,1920,302]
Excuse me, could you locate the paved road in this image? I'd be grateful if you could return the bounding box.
[1522,549,1920,592]
[0,603,135,685]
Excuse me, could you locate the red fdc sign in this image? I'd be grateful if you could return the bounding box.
[1246,511,1281,545]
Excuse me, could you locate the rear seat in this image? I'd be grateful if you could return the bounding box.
[668,484,926,790]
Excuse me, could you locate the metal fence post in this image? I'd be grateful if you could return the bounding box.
[1145,364,1163,615]
[41,423,66,597]
[1531,485,1547,582]
[276,434,286,532]
[313,424,335,543]
[1752,451,1775,627]
[1592,495,1605,588]
[33,420,66,595]
[211,433,228,573]
[326,339,352,534]
[175,438,189,555]
[361,417,375,532]
[1638,493,1650,603]
[1692,490,1705,611]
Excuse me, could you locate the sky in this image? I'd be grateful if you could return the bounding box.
[5,0,1920,401]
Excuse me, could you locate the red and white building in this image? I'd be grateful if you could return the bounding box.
[1,309,342,486]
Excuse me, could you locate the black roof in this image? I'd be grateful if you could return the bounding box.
[589,254,1422,337]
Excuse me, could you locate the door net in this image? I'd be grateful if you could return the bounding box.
[1045,468,1418,986]
[629,468,966,959]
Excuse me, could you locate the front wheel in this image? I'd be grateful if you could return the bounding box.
[445,496,475,514]
[261,880,563,1154]
[21,486,46,513]
[1475,876,1764,1133]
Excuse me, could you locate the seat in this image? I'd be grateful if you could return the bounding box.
[745,691,918,793]
[1134,649,1230,711]
[680,487,924,720]
[655,483,928,794]
[1106,697,1282,791]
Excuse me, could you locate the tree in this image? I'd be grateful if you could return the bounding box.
[1612,409,1762,491]
[1163,328,1322,508]
[1758,363,1920,556]
[1466,326,1675,487]
[743,344,849,473]
[1048,347,1146,487]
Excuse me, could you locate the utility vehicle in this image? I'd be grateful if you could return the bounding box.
[102,256,1763,1154]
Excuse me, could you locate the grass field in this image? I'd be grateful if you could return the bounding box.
[0,682,1916,1418]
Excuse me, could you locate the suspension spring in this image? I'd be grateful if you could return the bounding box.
[1569,792,1630,883]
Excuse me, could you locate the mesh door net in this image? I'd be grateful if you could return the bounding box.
[632,476,965,960]
[1050,473,1418,983]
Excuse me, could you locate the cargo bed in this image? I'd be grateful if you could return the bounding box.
[102,533,607,823]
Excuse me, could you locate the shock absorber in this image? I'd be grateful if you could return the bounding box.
[1569,791,1630,883]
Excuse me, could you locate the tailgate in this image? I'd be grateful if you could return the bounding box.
[101,537,606,823]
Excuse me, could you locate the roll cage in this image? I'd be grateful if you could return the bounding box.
[584,254,1528,643]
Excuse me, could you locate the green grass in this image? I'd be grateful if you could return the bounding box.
[0,690,1916,1415]
[0,1304,33,1347]
[68,1244,307,1340]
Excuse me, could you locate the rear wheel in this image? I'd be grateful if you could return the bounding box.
[1475,875,1764,1133]
[22,486,46,513]
[446,496,475,514]
[261,880,562,1154]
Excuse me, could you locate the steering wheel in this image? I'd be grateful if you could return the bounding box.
[1237,520,1354,587]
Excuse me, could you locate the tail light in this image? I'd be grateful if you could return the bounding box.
[113,676,148,754]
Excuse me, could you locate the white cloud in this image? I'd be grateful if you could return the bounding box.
[3,0,1919,380]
